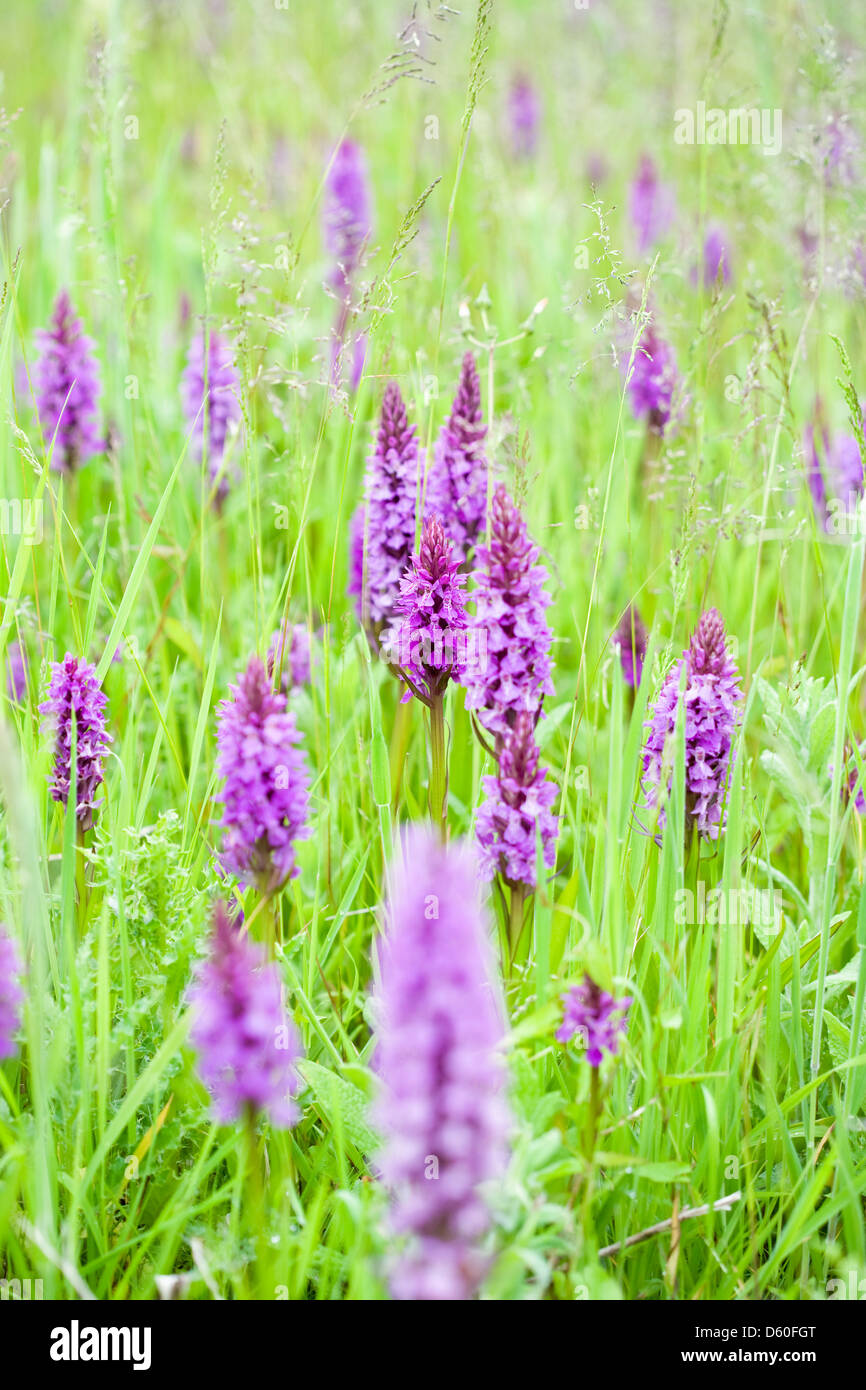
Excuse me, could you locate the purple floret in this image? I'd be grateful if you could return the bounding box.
[215,656,311,893]
[461,484,554,747]
[475,711,559,889]
[556,974,632,1067]
[189,901,303,1127]
[425,353,488,559]
[40,654,112,830]
[372,827,511,1300]
[641,608,742,841]
[34,290,103,474]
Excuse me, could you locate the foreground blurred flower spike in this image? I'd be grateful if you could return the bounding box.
[40,654,112,830]
[556,974,632,1068]
[215,656,311,894]
[476,711,559,890]
[641,608,742,841]
[181,329,241,508]
[34,289,103,474]
[0,925,24,1060]
[373,827,511,1300]
[189,902,303,1127]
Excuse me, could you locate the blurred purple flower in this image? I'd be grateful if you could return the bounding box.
[267,622,311,692]
[803,412,864,531]
[556,974,632,1067]
[586,152,609,186]
[372,826,511,1300]
[693,225,731,288]
[841,742,866,813]
[425,353,488,559]
[613,606,648,688]
[215,656,311,893]
[40,654,112,831]
[323,139,372,289]
[475,711,558,889]
[323,140,372,394]
[507,74,540,159]
[628,154,675,254]
[6,640,28,703]
[0,925,24,1060]
[804,421,829,525]
[348,382,421,637]
[821,114,859,188]
[624,320,680,434]
[847,243,866,298]
[831,433,865,507]
[641,608,742,841]
[189,901,303,1127]
[462,484,554,746]
[181,330,241,509]
[34,290,103,474]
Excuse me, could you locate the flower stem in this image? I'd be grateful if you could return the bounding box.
[389,694,413,812]
[244,1107,268,1298]
[579,1066,602,1232]
[263,893,280,959]
[508,882,527,963]
[585,1065,601,1161]
[74,823,88,930]
[428,695,447,838]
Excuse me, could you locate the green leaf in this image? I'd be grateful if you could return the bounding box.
[298,1059,378,1156]
[808,702,836,776]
